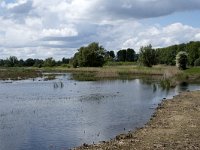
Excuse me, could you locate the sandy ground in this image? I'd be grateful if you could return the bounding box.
[74,90,200,150]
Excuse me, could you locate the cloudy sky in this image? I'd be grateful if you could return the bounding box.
[0,0,200,60]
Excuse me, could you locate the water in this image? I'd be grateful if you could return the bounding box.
[0,74,199,150]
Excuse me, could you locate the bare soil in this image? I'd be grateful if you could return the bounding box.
[74,91,200,150]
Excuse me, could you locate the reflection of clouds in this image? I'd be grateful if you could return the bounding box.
[0,77,200,149]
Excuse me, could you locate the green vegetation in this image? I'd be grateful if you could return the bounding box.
[138,45,157,67]
[0,56,70,68]
[156,41,200,66]
[194,58,200,66]
[0,68,42,80]
[117,48,136,62]
[0,41,200,85]
[176,51,188,70]
[72,42,105,67]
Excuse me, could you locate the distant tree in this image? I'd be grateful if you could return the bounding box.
[186,41,200,66]
[72,52,79,68]
[139,45,157,67]
[72,42,105,67]
[126,48,135,62]
[33,59,43,68]
[25,58,35,67]
[156,46,177,65]
[43,57,56,67]
[4,56,18,67]
[62,57,70,64]
[18,59,25,67]
[176,51,188,70]
[109,51,115,59]
[0,59,5,66]
[117,49,126,61]
[104,51,115,62]
[156,41,200,66]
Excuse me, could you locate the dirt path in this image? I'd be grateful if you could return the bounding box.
[74,91,200,150]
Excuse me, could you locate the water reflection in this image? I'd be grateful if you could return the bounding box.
[53,81,64,89]
[0,74,199,150]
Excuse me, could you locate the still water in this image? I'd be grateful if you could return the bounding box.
[0,74,199,150]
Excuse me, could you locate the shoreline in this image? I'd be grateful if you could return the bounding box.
[74,90,200,150]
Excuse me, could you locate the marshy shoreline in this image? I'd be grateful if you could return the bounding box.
[74,90,200,150]
[1,65,200,82]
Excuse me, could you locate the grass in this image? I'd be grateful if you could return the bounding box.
[0,67,42,80]
[182,67,200,82]
[184,67,200,74]
[0,66,200,84]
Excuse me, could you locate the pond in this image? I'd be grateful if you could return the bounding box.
[0,74,199,150]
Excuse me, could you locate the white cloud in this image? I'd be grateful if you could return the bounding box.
[0,0,200,59]
[42,27,78,37]
[121,23,200,51]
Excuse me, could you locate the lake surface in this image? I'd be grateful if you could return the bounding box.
[0,74,199,150]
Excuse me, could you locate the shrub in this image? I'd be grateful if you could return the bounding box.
[139,45,157,67]
[176,51,188,70]
[194,58,200,66]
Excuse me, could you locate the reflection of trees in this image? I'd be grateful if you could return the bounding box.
[176,82,189,92]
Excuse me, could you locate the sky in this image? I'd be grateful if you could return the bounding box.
[0,0,200,60]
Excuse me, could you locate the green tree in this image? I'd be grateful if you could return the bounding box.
[72,52,80,68]
[126,48,135,62]
[33,59,43,68]
[72,42,105,67]
[25,58,35,66]
[117,49,126,61]
[109,51,115,59]
[4,56,18,67]
[43,57,56,67]
[139,45,157,67]
[176,51,188,70]
[62,57,70,64]
[186,41,200,66]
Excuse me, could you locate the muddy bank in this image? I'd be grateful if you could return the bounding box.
[74,91,200,150]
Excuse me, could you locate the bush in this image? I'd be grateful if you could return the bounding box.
[194,58,200,66]
[176,51,188,70]
[72,42,105,68]
[139,45,157,67]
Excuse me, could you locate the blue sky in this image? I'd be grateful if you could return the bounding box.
[0,0,200,60]
[143,10,200,27]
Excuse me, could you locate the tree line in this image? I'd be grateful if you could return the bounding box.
[72,41,200,68]
[0,41,200,68]
[72,42,139,67]
[0,57,70,67]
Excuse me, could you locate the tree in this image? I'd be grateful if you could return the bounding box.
[126,48,135,62]
[18,59,25,67]
[25,58,35,66]
[104,51,115,62]
[109,51,115,59]
[176,51,188,70]
[4,56,18,67]
[139,45,157,67]
[62,57,70,64]
[186,41,200,66]
[72,42,105,67]
[33,59,43,68]
[117,49,126,61]
[43,57,56,67]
